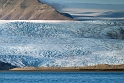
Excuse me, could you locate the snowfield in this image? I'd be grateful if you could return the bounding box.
[0,20,124,67]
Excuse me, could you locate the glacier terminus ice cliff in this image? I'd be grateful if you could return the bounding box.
[0,20,124,67]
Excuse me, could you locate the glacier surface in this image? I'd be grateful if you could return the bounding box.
[0,20,124,67]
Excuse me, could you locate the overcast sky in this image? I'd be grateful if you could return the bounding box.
[40,0,124,4]
[39,0,124,20]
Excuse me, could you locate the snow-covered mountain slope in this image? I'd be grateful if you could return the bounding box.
[0,20,124,67]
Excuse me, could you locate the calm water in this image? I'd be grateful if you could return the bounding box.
[0,72,124,83]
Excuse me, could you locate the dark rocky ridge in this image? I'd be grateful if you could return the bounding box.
[0,0,73,20]
[0,61,17,70]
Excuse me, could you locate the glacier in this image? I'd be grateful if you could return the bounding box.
[0,20,124,67]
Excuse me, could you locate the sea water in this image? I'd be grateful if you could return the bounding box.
[0,72,124,83]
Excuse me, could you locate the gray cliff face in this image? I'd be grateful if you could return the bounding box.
[0,61,17,70]
[0,0,73,20]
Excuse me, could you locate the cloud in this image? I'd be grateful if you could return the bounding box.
[73,11,124,20]
[97,11,124,18]
[62,8,124,20]
[80,12,97,14]
[38,0,67,11]
[64,3,124,10]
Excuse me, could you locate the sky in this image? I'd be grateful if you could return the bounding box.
[39,0,124,20]
[44,0,124,4]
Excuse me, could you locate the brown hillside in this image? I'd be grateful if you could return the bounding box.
[0,0,73,20]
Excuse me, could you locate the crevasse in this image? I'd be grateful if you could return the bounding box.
[0,20,124,67]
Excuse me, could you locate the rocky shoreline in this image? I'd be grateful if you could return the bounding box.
[0,61,123,71]
[9,64,124,71]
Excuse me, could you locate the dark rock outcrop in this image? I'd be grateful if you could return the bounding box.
[0,61,17,70]
[0,0,73,20]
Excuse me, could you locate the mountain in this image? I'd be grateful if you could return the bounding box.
[0,61,17,70]
[0,0,73,20]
